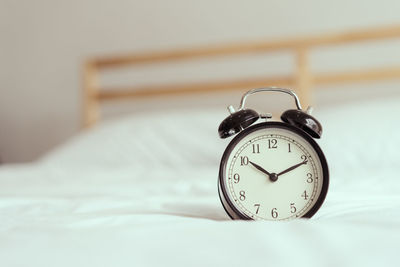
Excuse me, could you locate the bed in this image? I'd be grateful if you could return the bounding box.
[1,26,400,267]
[1,98,400,266]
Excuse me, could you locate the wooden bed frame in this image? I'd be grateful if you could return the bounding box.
[83,25,400,127]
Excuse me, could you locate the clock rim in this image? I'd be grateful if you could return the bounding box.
[218,121,329,220]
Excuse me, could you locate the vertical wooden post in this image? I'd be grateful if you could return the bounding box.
[83,62,100,128]
[295,48,312,108]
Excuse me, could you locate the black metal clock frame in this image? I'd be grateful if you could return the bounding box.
[218,121,329,220]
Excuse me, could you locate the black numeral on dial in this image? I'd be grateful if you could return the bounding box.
[268,139,278,149]
[301,190,309,200]
[306,173,313,183]
[252,144,260,153]
[240,156,249,166]
[233,173,240,183]
[254,204,260,214]
[271,208,278,218]
[239,191,246,201]
[290,203,297,213]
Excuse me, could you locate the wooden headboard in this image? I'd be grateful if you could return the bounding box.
[83,25,400,128]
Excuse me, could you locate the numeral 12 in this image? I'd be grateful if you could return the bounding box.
[268,139,277,149]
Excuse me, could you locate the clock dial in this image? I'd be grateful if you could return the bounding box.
[219,122,328,220]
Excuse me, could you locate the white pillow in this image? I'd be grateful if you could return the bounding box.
[41,96,400,176]
[317,96,400,180]
[41,108,229,169]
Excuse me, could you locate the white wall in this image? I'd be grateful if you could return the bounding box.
[1,0,400,163]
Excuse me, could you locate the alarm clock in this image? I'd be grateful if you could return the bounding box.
[218,87,329,220]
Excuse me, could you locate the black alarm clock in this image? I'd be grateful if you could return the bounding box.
[218,87,329,220]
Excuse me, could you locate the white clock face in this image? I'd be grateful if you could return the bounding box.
[221,124,326,220]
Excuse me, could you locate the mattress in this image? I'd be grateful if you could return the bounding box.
[1,97,400,267]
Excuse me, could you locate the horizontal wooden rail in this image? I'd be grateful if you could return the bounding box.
[93,25,400,68]
[314,66,400,85]
[94,66,400,101]
[97,76,294,100]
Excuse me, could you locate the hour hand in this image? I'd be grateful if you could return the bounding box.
[249,161,271,177]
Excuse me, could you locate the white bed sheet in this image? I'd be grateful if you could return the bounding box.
[1,98,400,267]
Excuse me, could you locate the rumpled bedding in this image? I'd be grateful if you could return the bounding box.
[1,98,399,267]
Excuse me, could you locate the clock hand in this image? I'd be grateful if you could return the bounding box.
[249,161,271,176]
[277,160,308,177]
[249,161,278,182]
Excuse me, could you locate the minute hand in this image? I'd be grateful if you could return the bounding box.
[277,160,308,177]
